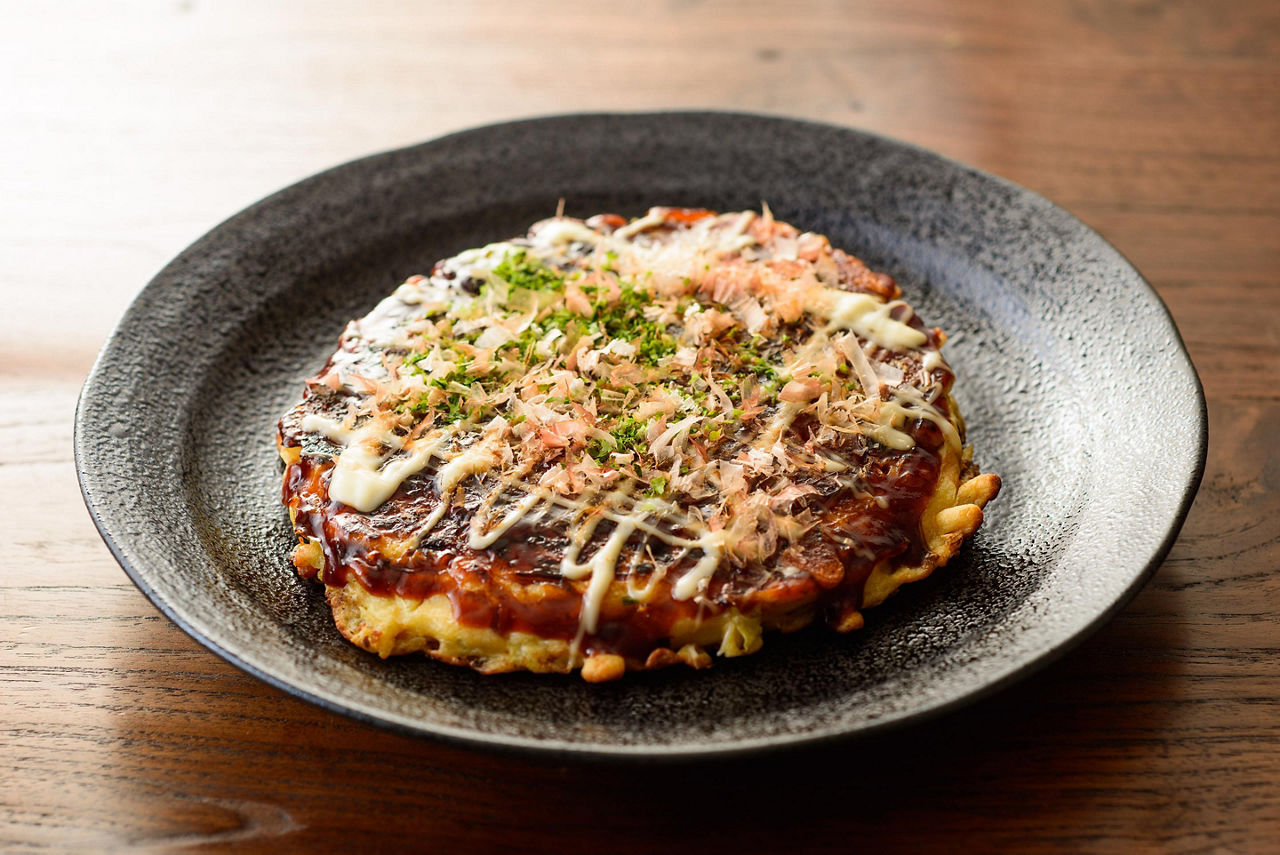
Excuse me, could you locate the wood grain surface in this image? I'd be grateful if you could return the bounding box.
[3,1,1277,852]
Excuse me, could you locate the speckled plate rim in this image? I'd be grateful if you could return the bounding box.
[75,111,1207,762]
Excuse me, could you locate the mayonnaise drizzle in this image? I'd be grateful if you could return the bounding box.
[300,414,455,512]
[815,289,928,350]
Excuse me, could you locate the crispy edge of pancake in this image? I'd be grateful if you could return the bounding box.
[283,436,1001,682]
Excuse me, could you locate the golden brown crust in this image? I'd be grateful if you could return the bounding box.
[320,570,809,677]
[857,449,1001,616]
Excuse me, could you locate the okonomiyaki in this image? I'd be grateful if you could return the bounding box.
[276,207,1000,682]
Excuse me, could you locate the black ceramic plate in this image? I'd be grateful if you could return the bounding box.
[76,113,1206,760]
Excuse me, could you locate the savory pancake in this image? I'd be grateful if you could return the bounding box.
[277,207,1000,681]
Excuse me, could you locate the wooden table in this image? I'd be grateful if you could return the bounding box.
[4,1,1277,851]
